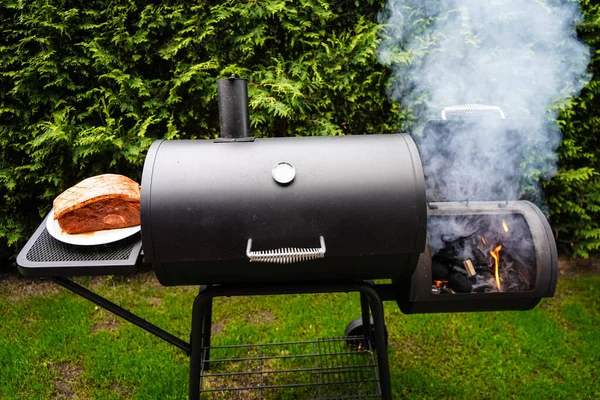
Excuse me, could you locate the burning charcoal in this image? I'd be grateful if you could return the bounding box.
[451,265,469,276]
[479,271,493,281]
[476,271,498,293]
[473,248,488,266]
[467,236,479,249]
[432,252,445,264]
[432,260,451,280]
[448,273,472,293]
[474,266,487,275]
[433,248,460,265]
[505,253,533,290]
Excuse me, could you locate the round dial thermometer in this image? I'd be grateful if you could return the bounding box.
[272,162,296,185]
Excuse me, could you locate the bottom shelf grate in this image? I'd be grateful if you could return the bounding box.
[199,336,382,400]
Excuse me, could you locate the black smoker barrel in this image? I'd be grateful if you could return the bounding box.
[141,134,427,286]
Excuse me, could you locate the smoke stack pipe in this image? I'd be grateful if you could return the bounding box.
[217,75,251,139]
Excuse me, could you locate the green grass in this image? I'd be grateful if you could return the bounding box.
[1,272,599,399]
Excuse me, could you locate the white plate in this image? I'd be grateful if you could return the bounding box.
[46,209,141,246]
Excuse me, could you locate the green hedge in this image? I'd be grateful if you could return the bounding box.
[0,0,598,265]
[547,0,600,257]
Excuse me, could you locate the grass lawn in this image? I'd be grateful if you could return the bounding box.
[1,263,599,399]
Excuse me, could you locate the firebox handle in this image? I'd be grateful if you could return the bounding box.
[441,104,506,120]
[246,236,326,264]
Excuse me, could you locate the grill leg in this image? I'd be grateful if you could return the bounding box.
[358,283,392,400]
[201,297,213,370]
[189,288,215,400]
[360,291,371,346]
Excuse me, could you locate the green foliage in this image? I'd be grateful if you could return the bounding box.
[547,1,600,257]
[0,0,395,264]
[0,0,598,263]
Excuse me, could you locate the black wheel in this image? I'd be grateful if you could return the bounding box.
[344,317,389,350]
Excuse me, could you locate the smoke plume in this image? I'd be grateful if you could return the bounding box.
[378,0,590,203]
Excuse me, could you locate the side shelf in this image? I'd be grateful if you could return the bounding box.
[17,215,142,277]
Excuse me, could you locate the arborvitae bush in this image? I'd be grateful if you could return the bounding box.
[0,0,598,265]
[547,1,600,257]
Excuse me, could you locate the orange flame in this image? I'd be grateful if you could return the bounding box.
[481,237,487,245]
[502,220,509,232]
[433,280,447,288]
[490,245,502,290]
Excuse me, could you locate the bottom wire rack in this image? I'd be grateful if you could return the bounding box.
[199,336,382,400]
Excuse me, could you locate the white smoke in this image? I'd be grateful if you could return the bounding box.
[378,0,590,202]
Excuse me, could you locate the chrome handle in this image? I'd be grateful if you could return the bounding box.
[441,104,505,120]
[246,236,326,264]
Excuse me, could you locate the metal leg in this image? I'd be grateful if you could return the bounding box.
[359,283,392,400]
[200,297,213,371]
[360,292,372,345]
[189,289,215,400]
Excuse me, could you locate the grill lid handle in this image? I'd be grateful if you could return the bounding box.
[441,104,506,120]
[246,236,326,264]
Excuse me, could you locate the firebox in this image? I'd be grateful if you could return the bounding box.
[389,107,559,313]
[398,201,558,313]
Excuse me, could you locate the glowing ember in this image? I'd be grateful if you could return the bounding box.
[490,245,502,290]
[502,220,509,232]
[481,237,487,245]
[433,280,447,288]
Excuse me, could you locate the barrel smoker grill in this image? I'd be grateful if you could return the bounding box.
[16,78,558,400]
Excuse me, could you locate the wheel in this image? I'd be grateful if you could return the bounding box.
[344,317,389,350]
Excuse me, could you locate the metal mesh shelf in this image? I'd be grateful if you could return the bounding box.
[199,336,382,400]
[26,228,139,263]
[17,215,142,277]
